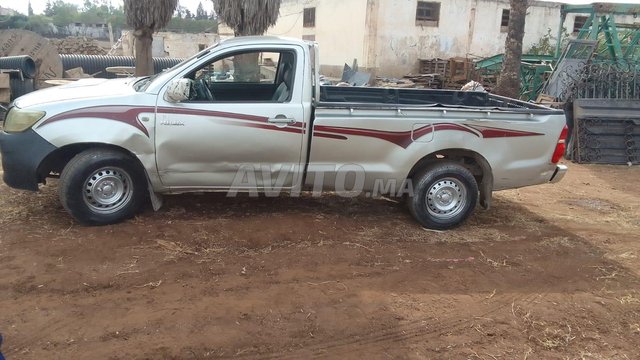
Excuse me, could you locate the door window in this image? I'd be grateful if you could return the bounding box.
[186,50,296,103]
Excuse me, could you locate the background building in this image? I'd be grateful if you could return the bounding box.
[266,0,638,77]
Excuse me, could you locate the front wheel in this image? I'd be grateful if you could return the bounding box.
[59,149,147,225]
[407,162,478,230]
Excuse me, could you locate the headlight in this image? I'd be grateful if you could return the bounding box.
[3,109,46,133]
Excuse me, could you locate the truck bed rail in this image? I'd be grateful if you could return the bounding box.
[318,86,562,114]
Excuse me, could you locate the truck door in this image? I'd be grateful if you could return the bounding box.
[155,46,307,190]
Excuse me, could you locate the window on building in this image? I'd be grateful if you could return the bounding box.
[500,9,510,32]
[573,15,588,33]
[302,35,316,41]
[416,2,440,26]
[303,7,315,28]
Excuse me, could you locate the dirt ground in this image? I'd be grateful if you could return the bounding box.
[1,161,639,359]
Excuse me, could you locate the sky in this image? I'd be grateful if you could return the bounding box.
[1,0,640,17]
[0,0,214,15]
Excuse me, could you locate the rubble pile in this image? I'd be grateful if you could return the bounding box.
[50,37,108,56]
[375,77,416,88]
[403,73,443,88]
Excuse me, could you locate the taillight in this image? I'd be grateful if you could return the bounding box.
[551,125,568,164]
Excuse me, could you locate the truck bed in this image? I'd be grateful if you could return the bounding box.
[318,86,561,113]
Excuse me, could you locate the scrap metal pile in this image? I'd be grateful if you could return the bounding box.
[544,3,640,165]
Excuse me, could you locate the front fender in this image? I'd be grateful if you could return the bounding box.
[33,115,160,188]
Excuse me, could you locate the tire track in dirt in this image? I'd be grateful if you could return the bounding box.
[232,292,546,360]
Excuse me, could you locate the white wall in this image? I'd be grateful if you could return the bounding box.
[371,0,568,77]
[265,0,640,78]
[267,0,370,77]
[122,32,219,58]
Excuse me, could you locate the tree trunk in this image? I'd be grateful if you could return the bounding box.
[233,53,260,82]
[495,0,528,98]
[133,27,154,77]
[232,23,260,82]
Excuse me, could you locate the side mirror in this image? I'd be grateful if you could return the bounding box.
[164,78,191,103]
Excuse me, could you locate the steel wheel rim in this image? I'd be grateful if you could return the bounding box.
[83,167,133,214]
[425,177,467,220]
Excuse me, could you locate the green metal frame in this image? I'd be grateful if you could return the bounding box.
[474,54,554,101]
[556,3,640,65]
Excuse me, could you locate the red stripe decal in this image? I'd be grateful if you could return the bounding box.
[314,125,415,148]
[314,123,480,148]
[39,105,152,137]
[157,107,269,123]
[313,132,349,140]
[433,123,480,137]
[38,106,304,137]
[467,125,544,138]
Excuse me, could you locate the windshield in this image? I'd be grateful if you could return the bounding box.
[134,42,220,92]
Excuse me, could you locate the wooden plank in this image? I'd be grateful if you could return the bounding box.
[0,88,11,103]
[0,73,9,89]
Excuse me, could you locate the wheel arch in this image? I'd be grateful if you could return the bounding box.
[406,148,493,209]
[37,143,147,180]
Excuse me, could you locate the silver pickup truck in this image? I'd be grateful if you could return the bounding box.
[0,36,567,229]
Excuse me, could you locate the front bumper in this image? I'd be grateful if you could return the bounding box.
[549,164,568,184]
[0,129,57,191]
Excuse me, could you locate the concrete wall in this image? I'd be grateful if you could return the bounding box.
[262,0,640,77]
[122,32,219,58]
[266,0,370,77]
[370,0,568,76]
[65,23,111,39]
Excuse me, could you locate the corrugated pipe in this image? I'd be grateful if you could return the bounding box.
[10,78,35,100]
[0,56,37,79]
[59,55,183,79]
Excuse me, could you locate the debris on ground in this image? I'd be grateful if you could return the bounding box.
[50,37,108,56]
[461,80,486,92]
[375,76,415,88]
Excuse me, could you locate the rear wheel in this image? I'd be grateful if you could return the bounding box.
[407,162,478,230]
[59,149,146,225]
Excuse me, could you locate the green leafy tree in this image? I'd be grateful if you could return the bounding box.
[124,0,178,76]
[27,15,54,34]
[28,1,34,16]
[44,0,54,16]
[0,15,29,30]
[51,2,78,27]
[196,2,207,20]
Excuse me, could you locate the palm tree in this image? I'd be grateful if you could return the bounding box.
[495,0,528,98]
[124,0,178,76]
[212,0,281,36]
[212,0,282,81]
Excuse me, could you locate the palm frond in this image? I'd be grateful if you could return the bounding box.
[124,0,179,32]
[213,0,281,36]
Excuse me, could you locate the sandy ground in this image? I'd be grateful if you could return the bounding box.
[1,161,639,359]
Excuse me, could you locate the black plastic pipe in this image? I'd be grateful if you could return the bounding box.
[59,55,183,79]
[0,56,37,79]
[9,78,35,100]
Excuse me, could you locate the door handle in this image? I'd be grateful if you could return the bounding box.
[268,114,296,125]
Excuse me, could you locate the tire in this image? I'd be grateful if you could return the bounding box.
[407,162,478,230]
[59,149,147,225]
